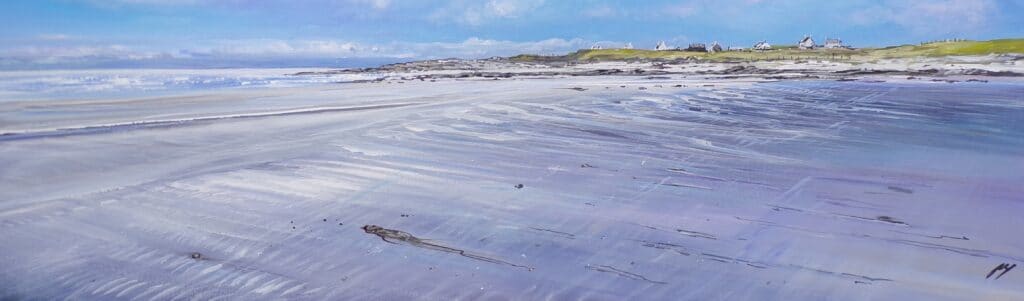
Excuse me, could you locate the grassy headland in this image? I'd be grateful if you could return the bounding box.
[509,39,1024,63]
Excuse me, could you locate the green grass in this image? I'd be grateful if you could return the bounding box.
[705,48,865,62]
[771,45,798,50]
[509,39,1024,63]
[572,49,706,61]
[559,48,864,62]
[870,39,1024,58]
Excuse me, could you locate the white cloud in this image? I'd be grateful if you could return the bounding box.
[201,39,363,57]
[350,0,391,10]
[662,3,699,17]
[36,34,74,41]
[3,45,132,59]
[582,4,618,18]
[404,37,586,58]
[89,0,207,6]
[0,37,593,67]
[485,0,544,17]
[851,0,996,34]
[430,0,546,26]
[88,0,390,10]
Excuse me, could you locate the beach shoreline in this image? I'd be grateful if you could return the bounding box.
[301,54,1024,83]
[1,61,1023,300]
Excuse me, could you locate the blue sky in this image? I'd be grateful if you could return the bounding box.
[1,0,1022,69]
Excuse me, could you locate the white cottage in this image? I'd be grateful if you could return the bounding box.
[798,35,815,50]
[753,40,772,51]
[655,41,670,51]
[824,38,844,49]
[708,41,723,53]
[623,42,634,50]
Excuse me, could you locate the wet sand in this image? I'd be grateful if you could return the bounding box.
[1,75,1022,300]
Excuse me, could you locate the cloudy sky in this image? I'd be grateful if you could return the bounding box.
[2,0,1022,69]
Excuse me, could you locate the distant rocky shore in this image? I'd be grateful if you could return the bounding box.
[295,54,1024,84]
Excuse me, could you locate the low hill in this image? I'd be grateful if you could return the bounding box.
[871,39,1024,57]
[509,39,1024,63]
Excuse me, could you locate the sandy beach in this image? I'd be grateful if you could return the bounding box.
[1,64,1023,299]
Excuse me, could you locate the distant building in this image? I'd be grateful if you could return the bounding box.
[588,41,635,50]
[686,43,707,52]
[824,38,844,49]
[708,41,723,53]
[728,46,746,51]
[922,38,967,45]
[655,41,670,51]
[753,40,772,51]
[798,35,815,50]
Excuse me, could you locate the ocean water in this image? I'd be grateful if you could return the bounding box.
[0,68,380,102]
[0,76,1022,300]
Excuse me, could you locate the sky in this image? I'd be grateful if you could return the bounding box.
[1,0,1023,69]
